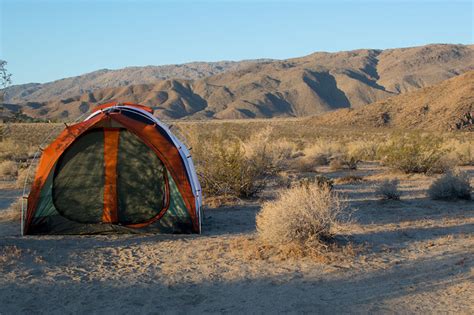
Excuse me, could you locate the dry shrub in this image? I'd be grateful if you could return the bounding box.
[204,195,242,208]
[0,197,23,222]
[428,171,471,200]
[335,175,364,185]
[347,140,380,161]
[0,160,18,178]
[193,134,270,198]
[375,179,401,200]
[241,126,298,172]
[379,133,455,174]
[296,139,345,171]
[442,138,474,166]
[329,155,360,171]
[0,140,36,162]
[256,183,345,251]
[193,127,298,198]
[293,175,334,190]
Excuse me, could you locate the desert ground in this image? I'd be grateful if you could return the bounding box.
[0,122,473,314]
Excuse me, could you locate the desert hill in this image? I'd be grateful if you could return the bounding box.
[311,70,474,131]
[3,60,268,104]
[2,44,473,120]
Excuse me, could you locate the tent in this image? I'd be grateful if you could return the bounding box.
[23,102,202,235]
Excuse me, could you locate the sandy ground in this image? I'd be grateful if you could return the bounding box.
[0,164,473,314]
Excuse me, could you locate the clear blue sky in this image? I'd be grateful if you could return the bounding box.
[1,0,472,85]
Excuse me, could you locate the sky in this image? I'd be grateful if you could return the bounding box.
[0,0,472,85]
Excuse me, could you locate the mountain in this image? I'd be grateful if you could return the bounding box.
[3,60,269,103]
[310,70,474,131]
[3,44,473,121]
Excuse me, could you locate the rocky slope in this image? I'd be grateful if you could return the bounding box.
[311,70,474,131]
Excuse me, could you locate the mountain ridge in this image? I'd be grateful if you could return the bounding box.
[2,43,473,121]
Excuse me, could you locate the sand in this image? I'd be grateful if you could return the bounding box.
[0,164,473,314]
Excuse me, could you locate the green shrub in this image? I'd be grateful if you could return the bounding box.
[378,133,454,174]
[194,135,270,198]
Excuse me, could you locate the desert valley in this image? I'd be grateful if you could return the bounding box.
[0,43,473,313]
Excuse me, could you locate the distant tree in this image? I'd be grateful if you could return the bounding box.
[0,60,12,89]
[0,60,12,104]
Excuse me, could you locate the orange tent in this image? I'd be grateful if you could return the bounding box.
[24,102,202,234]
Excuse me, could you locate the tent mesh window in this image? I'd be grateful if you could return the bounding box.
[117,130,167,224]
[52,129,105,223]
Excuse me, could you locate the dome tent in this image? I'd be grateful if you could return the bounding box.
[23,102,202,235]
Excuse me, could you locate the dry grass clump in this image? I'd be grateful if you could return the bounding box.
[428,171,471,200]
[0,197,23,223]
[256,183,345,252]
[379,133,455,174]
[0,160,18,178]
[375,179,401,200]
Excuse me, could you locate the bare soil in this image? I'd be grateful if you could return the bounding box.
[0,164,473,314]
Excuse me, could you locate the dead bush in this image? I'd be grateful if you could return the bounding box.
[256,183,345,250]
[428,171,471,200]
[375,179,401,200]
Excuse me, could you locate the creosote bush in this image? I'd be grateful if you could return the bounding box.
[379,133,454,174]
[192,131,277,198]
[375,179,401,200]
[428,171,471,200]
[256,183,345,250]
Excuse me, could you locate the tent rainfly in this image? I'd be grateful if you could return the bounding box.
[23,102,202,235]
